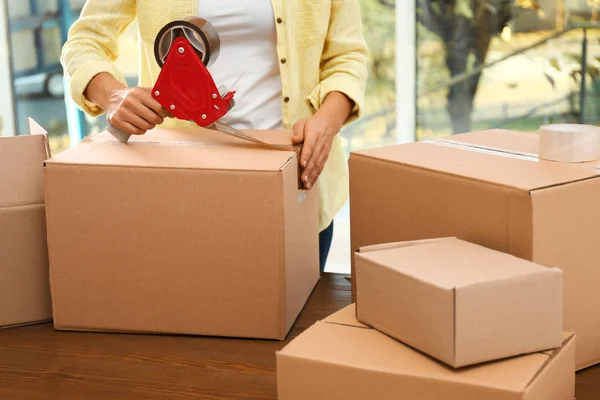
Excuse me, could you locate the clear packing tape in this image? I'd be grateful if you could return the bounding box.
[539,124,600,163]
[98,131,309,202]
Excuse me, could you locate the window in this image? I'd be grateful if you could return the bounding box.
[416,0,600,141]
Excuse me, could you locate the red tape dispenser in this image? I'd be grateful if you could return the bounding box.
[107,17,295,152]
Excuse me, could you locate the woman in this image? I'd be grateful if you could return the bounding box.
[61,0,368,272]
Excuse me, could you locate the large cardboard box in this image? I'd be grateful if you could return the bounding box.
[0,119,52,327]
[277,305,576,400]
[44,127,319,339]
[355,237,563,368]
[349,129,600,369]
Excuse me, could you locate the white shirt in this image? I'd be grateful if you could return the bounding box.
[198,0,283,130]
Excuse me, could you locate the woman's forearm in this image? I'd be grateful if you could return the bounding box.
[84,72,127,111]
[316,91,354,132]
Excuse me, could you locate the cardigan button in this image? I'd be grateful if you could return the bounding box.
[284,97,290,103]
[280,58,287,64]
[277,17,283,23]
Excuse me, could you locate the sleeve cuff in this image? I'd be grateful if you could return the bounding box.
[69,60,127,117]
[306,73,366,125]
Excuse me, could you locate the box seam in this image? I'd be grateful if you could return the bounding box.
[524,334,574,389]
[279,167,286,339]
[430,137,538,159]
[0,202,45,211]
[453,288,458,367]
[529,175,600,192]
[323,321,371,330]
[49,139,110,162]
[279,151,299,172]
[44,168,62,333]
[507,191,533,260]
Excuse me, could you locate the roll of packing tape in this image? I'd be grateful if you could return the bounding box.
[154,17,220,68]
[539,124,600,163]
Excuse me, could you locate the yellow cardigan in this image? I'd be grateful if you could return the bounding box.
[61,0,368,231]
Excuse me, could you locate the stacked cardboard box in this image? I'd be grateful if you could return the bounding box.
[1,120,320,340]
[0,119,52,328]
[43,126,319,339]
[349,129,600,370]
[277,237,575,399]
[277,306,575,400]
[354,237,563,367]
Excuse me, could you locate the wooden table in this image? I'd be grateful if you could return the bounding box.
[0,273,598,399]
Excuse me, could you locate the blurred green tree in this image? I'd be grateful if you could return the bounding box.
[414,0,541,133]
[353,0,397,144]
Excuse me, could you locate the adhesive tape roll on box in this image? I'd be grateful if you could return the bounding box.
[538,124,600,163]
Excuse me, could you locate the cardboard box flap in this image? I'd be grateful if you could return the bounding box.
[280,305,570,393]
[47,128,298,171]
[0,121,50,208]
[353,140,598,191]
[28,118,51,158]
[356,238,556,290]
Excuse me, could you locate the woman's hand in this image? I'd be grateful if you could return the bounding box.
[293,91,354,189]
[106,86,171,135]
[85,72,171,135]
[293,114,336,190]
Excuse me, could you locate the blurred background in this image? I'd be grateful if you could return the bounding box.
[1,0,598,272]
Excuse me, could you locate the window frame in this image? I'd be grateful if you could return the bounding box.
[0,0,16,136]
[396,0,417,144]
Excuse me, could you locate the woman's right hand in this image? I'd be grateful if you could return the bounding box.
[106,86,171,135]
[84,72,171,135]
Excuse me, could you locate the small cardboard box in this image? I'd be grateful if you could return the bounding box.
[349,129,600,369]
[0,119,52,328]
[277,305,576,400]
[44,127,319,339]
[355,237,563,368]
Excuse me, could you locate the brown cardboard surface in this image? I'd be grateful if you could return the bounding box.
[454,270,563,367]
[322,303,368,328]
[0,121,52,328]
[524,328,576,400]
[283,160,320,335]
[355,238,563,368]
[49,128,297,171]
[530,179,600,369]
[356,249,456,365]
[0,205,52,326]
[349,129,600,369]
[0,135,48,207]
[276,305,576,400]
[45,127,318,339]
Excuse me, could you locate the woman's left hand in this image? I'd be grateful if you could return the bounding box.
[293,91,353,189]
[293,112,338,190]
